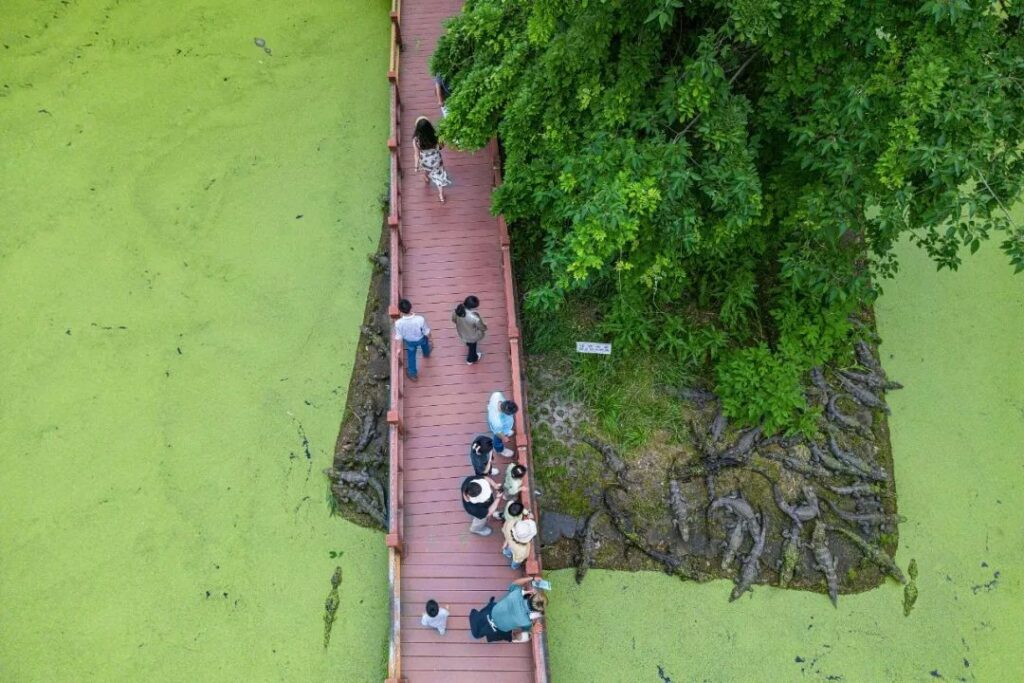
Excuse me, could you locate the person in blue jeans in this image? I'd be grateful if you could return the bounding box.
[393,298,431,381]
[487,391,518,456]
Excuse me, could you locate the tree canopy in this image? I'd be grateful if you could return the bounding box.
[432,0,1024,431]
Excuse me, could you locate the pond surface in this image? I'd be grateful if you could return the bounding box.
[3,2,1022,681]
[0,1,390,680]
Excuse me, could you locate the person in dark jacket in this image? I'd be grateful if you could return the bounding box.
[461,476,500,536]
[469,434,498,477]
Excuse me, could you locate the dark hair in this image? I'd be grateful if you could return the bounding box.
[502,400,519,415]
[398,299,412,314]
[511,464,527,478]
[464,295,480,309]
[507,501,524,517]
[414,118,439,149]
[454,303,466,317]
[425,599,439,617]
[465,481,482,498]
[527,593,547,613]
[472,435,493,454]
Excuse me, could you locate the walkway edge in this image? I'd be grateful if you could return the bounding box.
[383,2,549,681]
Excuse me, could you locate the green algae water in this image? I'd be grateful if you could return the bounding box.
[0,1,390,680]
[544,231,1024,681]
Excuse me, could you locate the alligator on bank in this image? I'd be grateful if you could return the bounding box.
[533,341,904,604]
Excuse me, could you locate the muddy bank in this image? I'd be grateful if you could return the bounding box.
[530,334,905,603]
[327,214,392,529]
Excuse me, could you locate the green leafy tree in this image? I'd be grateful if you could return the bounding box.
[433,0,1024,431]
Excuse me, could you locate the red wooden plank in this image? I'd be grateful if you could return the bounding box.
[402,563,516,579]
[403,642,530,659]
[402,656,532,673]
[402,671,532,683]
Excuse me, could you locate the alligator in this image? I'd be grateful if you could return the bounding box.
[717,426,763,463]
[605,489,687,576]
[354,405,379,452]
[323,565,343,648]
[827,500,904,526]
[709,493,758,526]
[583,436,628,481]
[826,394,872,437]
[327,468,370,485]
[676,386,718,407]
[668,479,691,543]
[826,524,906,584]
[333,483,387,528]
[809,366,830,401]
[838,368,902,392]
[811,521,839,607]
[778,523,802,589]
[730,513,768,601]
[366,476,387,511]
[775,484,821,526]
[709,410,728,444]
[808,440,867,478]
[575,511,600,585]
[721,520,746,570]
[367,252,390,273]
[903,559,919,616]
[836,373,890,414]
[827,482,879,497]
[855,340,883,374]
[750,468,819,526]
[827,434,888,481]
[760,448,832,479]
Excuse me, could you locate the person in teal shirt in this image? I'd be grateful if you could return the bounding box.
[490,577,546,642]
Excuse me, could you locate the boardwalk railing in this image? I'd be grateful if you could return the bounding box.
[384,2,548,680]
[386,1,405,681]
[489,140,550,683]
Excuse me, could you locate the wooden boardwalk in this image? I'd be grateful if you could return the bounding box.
[384,2,548,682]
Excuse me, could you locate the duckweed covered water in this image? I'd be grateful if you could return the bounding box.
[544,232,1023,681]
[0,1,390,680]
[4,2,1023,681]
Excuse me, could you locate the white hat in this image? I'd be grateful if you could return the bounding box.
[512,519,537,543]
[467,478,492,504]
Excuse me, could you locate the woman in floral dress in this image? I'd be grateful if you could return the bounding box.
[412,116,452,203]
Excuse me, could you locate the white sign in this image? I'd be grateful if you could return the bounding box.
[575,341,612,355]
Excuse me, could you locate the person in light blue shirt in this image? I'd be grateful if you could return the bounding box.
[487,391,518,456]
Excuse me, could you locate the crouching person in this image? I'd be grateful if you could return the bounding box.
[468,577,547,644]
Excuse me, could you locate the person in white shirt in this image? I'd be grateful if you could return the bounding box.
[421,599,449,635]
[393,298,431,381]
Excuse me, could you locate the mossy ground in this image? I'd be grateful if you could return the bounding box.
[526,309,899,595]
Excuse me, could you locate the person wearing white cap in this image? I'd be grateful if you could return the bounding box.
[501,500,536,570]
[462,475,501,536]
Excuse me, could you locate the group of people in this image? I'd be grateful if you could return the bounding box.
[397,295,547,644]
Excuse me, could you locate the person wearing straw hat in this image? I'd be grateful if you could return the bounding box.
[412,117,452,203]
[500,500,536,570]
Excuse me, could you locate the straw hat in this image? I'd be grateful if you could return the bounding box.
[512,519,537,543]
